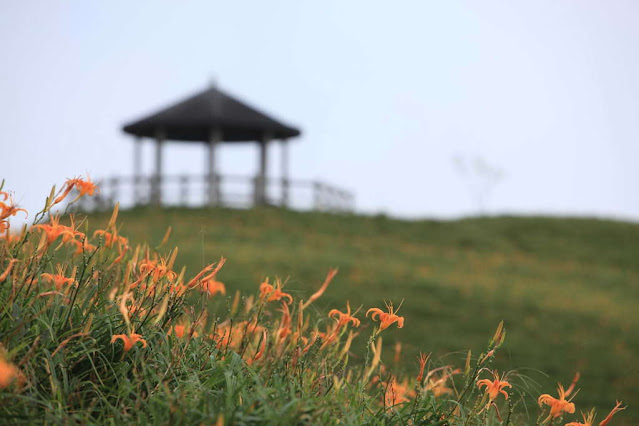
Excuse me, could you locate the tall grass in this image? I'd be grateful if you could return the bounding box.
[0,178,627,424]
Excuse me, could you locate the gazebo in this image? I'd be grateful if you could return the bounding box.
[89,84,354,212]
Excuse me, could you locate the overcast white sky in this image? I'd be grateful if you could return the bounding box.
[2,1,639,221]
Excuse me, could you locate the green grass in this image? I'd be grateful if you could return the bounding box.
[85,206,638,421]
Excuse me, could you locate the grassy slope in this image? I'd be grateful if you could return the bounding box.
[87,206,639,420]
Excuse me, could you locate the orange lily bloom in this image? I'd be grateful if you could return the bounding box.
[212,320,263,353]
[260,278,293,304]
[328,301,360,329]
[111,332,147,351]
[416,352,430,383]
[93,229,128,248]
[70,176,99,197]
[477,370,511,402]
[0,199,27,221]
[426,372,455,397]
[538,384,576,420]
[138,255,177,281]
[565,400,626,426]
[202,278,226,296]
[366,301,404,331]
[593,401,626,426]
[383,376,413,406]
[41,265,76,291]
[172,325,187,339]
[566,410,597,426]
[0,358,19,388]
[33,215,77,246]
[317,323,340,348]
[55,176,100,204]
[187,258,226,288]
[70,238,97,255]
[277,301,293,340]
[171,324,199,339]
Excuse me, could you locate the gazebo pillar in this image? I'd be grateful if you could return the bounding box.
[152,130,165,206]
[207,128,221,206]
[133,136,142,206]
[280,139,289,207]
[255,132,271,206]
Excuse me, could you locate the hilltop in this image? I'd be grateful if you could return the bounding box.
[84,207,639,419]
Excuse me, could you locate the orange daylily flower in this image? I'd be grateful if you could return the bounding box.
[260,278,293,304]
[366,301,404,331]
[172,325,187,339]
[477,370,511,402]
[138,255,176,281]
[416,352,430,383]
[171,324,199,339]
[317,323,340,348]
[209,320,264,352]
[54,176,99,204]
[566,410,597,426]
[70,238,97,255]
[538,384,576,420]
[71,177,99,197]
[477,370,511,421]
[565,400,626,426]
[598,400,626,426]
[187,258,226,288]
[33,215,78,246]
[111,332,147,351]
[0,358,20,388]
[201,275,226,297]
[0,198,27,221]
[425,368,459,397]
[41,265,76,291]
[383,376,414,406]
[328,301,360,329]
[277,301,292,340]
[126,303,147,318]
[93,229,128,248]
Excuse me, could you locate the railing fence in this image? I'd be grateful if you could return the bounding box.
[75,174,354,213]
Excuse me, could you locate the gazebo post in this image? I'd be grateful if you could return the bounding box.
[255,132,271,206]
[280,139,289,207]
[133,136,142,206]
[153,130,165,206]
[208,128,221,206]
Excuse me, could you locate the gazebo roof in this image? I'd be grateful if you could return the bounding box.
[122,86,301,142]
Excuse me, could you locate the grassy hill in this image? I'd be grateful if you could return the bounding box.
[86,206,639,420]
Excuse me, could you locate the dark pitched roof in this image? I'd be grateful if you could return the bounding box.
[122,86,301,142]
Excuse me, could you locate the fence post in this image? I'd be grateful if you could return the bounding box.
[215,175,222,206]
[109,177,119,209]
[281,177,289,208]
[313,181,322,211]
[253,176,261,207]
[179,175,188,206]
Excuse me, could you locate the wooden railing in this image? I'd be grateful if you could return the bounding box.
[75,175,355,213]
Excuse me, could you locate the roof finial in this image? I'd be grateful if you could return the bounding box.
[209,75,218,89]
